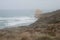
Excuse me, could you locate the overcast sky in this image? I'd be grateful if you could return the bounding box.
[0,0,60,10]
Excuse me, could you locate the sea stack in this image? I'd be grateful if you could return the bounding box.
[35,9,42,19]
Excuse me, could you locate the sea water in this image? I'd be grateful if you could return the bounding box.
[0,10,37,29]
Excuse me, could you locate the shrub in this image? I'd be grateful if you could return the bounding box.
[36,36,53,40]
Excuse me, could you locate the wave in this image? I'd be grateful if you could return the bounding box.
[0,16,37,29]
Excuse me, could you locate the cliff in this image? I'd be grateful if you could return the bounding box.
[0,10,60,40]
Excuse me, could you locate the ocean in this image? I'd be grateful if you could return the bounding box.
[0,10,37,29]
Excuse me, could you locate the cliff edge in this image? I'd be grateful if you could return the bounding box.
[0,10,60,40]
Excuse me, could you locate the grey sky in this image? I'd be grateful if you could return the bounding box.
[0,0,60,10]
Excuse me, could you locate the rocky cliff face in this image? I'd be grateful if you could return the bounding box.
[30,10,60,27]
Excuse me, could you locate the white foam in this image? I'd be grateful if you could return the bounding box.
[0,16,37,28]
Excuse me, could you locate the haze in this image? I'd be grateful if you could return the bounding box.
[0,0,60,11]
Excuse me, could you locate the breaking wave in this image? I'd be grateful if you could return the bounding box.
[0,16,37,29]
